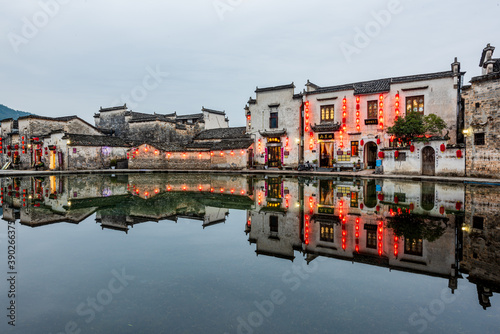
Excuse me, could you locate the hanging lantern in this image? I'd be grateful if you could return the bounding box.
[394,196,399,204]
[360,203,364,210]
[377,138,381,145]
[439,206,445,215]
[378,194,384,201]
[410,145,415,153]
[394,150,399,158]
[409,203,415,211]
[456,150,462,158]
[360,139,364,146]
[378,151,385,159]
[456,202,462,211]
[440,144,446,152]
[376,205,380,212]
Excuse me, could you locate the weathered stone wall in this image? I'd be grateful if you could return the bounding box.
[382,141,465,176]
[463,76,500,178]
[67,146,128,170]
[462,184,500,285]
[128,121,192,144]
[96,109,129,137]
[128,145,248,170]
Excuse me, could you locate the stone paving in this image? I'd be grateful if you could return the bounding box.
[0,168,499,185]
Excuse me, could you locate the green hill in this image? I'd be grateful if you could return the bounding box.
[0,104,31,121]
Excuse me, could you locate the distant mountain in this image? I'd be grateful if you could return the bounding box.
[0,104,31,121]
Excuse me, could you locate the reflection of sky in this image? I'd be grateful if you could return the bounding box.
[1,211,499,334]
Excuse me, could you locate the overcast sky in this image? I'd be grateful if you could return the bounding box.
[1,0,499,126]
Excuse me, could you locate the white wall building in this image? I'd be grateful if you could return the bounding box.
[245,83,303,169]
[303,59,464,174]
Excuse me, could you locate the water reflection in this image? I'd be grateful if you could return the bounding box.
[1,173,499,313]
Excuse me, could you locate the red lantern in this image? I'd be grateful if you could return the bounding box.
[439,206,445,215]
[378,151,385,159]
[440,144,446,152]
[410,145,415,153]
[456,202,462,211]
[360,203,364,210]
[377,138,381,145]
[394,196,399,204]
[378,194,384,201]
[456,150,462,158]
[409,203,415,211]
[376,205,380,212]
[7,152,11,156]
[14,144,19,149]
[360,139,364,146]
[394,150,399,158]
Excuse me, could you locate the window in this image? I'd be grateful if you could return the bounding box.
[350,192,359,208]
[395,152,406,161]
[474,133,485,145]
[321,105,335,122]
[406,96,425,115]
[320,223,334,243]
[337,151,351,162]
[473,216,484,230]
[366,227,377,249]
[394,192,406,202]
[351,141,359,157]
[269,216,279,233]
[367,100,378,119]
[405,238,423,256]
[267,178,281,199]
[270,112,278,128]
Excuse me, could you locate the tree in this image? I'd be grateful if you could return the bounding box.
[387,112,447,145]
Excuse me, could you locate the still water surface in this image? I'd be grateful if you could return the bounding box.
[0,173,499,333]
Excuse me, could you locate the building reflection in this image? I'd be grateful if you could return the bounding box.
[1,174,499,309]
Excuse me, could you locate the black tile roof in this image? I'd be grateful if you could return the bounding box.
[133,142,186,152]
[187,139,253,151]
[305,71,460,96]
[99,105,127,112]
[63,134,130,147]
[255,83,295,93]
[202,107,225,116]
[194,126,247,140]
[176,113,203,120]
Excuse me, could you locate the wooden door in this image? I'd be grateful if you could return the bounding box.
[422,146,435,176]
[268,146,281,168]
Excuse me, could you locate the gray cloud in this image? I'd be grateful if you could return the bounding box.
[1,0,499,126]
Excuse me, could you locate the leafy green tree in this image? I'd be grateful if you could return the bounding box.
[387,112,447,145]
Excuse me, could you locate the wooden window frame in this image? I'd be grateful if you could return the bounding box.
[406,95,425,115]
[367,100,378,119]
[320,105,335,123]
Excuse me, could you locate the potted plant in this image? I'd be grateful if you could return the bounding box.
[110,159,117,169]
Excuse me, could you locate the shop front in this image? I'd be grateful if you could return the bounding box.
[318,133,335,168]
[267,137,282,168]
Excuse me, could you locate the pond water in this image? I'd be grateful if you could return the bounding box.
[0,173,499,334]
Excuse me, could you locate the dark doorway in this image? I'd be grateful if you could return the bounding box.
[267,146,281,168]
[364,142,378,169]
[422,146,435,176]
[247,148,253,168]
[320,142,334,168]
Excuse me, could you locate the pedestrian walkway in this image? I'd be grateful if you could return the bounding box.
[0,168,499,185]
